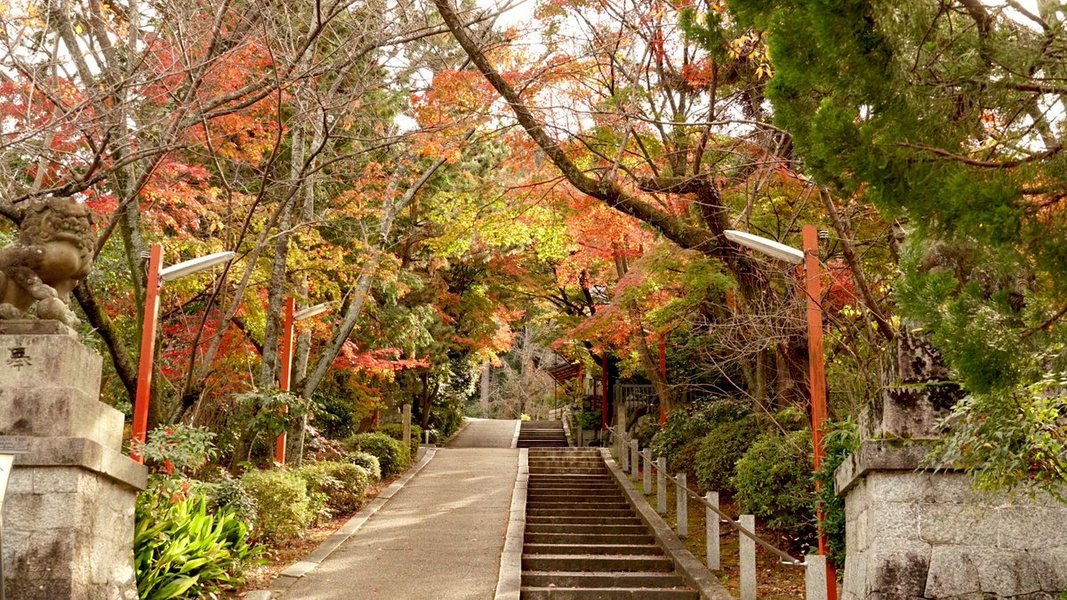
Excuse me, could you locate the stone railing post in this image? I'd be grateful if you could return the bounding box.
[642,450,652,492]
[706,491,720,570]
[656,457,667,514]
[402,403,412,449]
[675,473,688,537]
[805,554,829,600]
[740,514,756,600]
[629,440,639,482]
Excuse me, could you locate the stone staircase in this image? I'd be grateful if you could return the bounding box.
[521,448,698,599]
[517,420,569,448]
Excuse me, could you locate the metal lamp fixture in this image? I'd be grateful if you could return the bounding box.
[159,251,237,282]
[724,229,804,264]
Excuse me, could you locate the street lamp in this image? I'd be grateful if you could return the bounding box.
[274,299,331,464]
[724,225,837,599]
[132,244,236,463]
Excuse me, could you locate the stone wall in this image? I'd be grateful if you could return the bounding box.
[837,442,1067,598]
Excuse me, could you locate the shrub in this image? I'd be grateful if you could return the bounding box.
[695,416,763,494]
[239,469,312,542]
[345,433,410,478]
[379,423,421,457]
[815,421,859,569]
[298,461,371,516]
[668,437,703,483]
[135,483,254,599]
[732,429,815,545]
[632,415,659,448]
[649,400,750,466]
[192,469,258,527]
[346,450,382,481]
[774,406,808,431]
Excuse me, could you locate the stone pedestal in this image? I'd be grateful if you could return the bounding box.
[836,442,1067,598]
[837,330,1067,598]
[0,321,146,600]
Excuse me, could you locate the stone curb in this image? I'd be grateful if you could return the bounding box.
[248,447,439,597]
[599,448,732,600]
[510,420,521,449]
[494,448,528,600]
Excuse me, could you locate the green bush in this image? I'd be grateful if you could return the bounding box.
[135,482,254,599]
[345,433,410,478]
[192,469,258,527]
[649,400,750,465]
[346,450,382,481]
[298,461,371,516]
[632,415,659,448]
[695,416,763,494]
[732,429,815,544]
[379,423,421,457]
[239,469,312,542]
[815,421,859,569]
[668,437,703,482]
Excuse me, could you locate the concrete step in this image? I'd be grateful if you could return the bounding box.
[521,554,675,572]
[523,532,655,545]
[522,571,690,589]
[526,524,650,535]
[527,491,623,499]
[520,587,698,599]
[523,543,663,556]
[528,508,633,518]
[525,516,643,526]
[528,501,631,510]
[528,475,613,481]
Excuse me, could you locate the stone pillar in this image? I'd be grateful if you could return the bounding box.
[837,330,1067,598]
[0,321,146,599]
[402,403,412,450]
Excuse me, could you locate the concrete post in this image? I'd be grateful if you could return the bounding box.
[424,429,430,445]
[402,403,412,450]
[629,440,639,482]
[675,473,688,537]
[642,450,651,492]
[740,514,756,600]
[620,433,628,471]
[656,457,667,514]
[706,491,720,570]
[0,321,147,599]
[805,554,829,600]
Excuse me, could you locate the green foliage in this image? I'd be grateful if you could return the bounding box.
[233,388,312,442]
[814,421,859,570]
[649,400,750,465]
[138,425,217,476]
[135,482,254,599]
[632,415,659,448]
[732,429,815,544]
[379,422,421,457]
[346,450,382,481]
[925,375,1067,499]
[192,469,258,528]
[344,433,411,478]
[574,408,602,430]
[669,437,703,482]
[239,469,313,542]
[695,416,763,494]
[297,461,371,517]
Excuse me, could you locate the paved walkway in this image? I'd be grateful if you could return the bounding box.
[283,419,519,600]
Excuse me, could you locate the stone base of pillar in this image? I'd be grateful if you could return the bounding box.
[0,321,146,600]
[836,441,1067,598]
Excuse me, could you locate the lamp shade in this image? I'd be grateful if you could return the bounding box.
[160,251,237,282]
[724,230,804,265]
[295,302,331,322]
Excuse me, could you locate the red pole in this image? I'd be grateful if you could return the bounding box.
[131,244,163,464]
[803,225,837,599]
[658,335,667,427]
[275,297,296,464]
[601,353,609,430]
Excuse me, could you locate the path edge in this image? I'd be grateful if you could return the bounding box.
[599,448,732,600]
[494,447,528,600]
[441,417,473,446]
[250,447,439,597]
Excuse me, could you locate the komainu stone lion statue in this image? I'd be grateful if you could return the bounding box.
[0,197,95,327]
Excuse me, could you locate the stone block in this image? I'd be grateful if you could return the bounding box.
[972,549,1043,595]
[0,389,123,448]
[864,540,931,597]
[866,471,930,503]
[997,506,1067,549]
[924,546,980,596]
[0,323,102,398]
[919,502,998,546]
[867,501,920,540]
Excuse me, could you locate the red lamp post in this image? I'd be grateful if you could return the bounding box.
[131,244,236,463]
[274,299,330,464]
[725,225,837,599]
